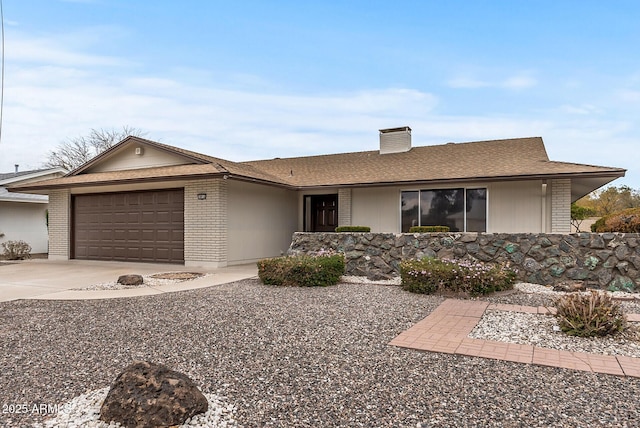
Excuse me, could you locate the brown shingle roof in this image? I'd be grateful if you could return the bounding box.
[244,137,625,187]
[9,136,625,192]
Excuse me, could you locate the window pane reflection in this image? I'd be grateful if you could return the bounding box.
[400,188,487,232]
[420,189,464,232]
[401,191,419,232]
[466,188,487,232]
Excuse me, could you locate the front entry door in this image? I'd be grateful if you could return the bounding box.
[308,195,338,232]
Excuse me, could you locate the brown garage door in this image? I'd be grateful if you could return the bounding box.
[73,189,184,263]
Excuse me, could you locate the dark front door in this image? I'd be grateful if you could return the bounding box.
[308,195,338,232]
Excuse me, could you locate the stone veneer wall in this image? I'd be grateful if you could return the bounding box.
[288,232,640,291]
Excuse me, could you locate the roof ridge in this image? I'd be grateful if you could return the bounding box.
[244,136,545,164]
[545,159,626,171]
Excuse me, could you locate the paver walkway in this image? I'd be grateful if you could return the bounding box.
[389,298,640,378]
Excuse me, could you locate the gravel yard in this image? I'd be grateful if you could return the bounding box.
[2,279,640,427]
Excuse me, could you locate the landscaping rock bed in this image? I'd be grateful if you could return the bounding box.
[72,272,206,291]
[3,279,640,427]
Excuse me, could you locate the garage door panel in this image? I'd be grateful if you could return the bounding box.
[156,230,172,242]
[113,229,127,239]
[156,211,172,222]
[113,212,128,224]
[73,189,184,263]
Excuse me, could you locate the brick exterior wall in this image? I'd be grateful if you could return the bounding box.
[184,179,228,267]
[551,179,571,233]
[47,189,70,259]
[338,188,352,227]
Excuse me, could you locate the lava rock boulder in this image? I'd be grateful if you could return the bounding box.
[100,361,208,427]
[117,274,144,286]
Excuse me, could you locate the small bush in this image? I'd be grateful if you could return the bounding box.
[400,257,516,296]
[2,240,32,260]
[553,290,627,337]
[591,207,640,233]
[335,226,371,233]
[257,253,345,287]
[409,226,450,233]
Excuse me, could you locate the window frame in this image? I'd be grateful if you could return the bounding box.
[400,187,488,232]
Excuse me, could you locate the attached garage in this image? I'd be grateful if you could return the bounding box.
[72,189,184,263]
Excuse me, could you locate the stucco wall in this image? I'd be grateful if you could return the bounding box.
[488,181,547,233]
[228,180,298,264]
[0,201,49,254]
[289,232,640,291]
[88,145,190,172]
[345,180,555,234]
[351,187,400,232]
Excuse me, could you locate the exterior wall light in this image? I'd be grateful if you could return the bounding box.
[197,193,207,200]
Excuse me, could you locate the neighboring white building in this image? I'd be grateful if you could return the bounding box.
[10,129,625,266]
[0,168,67,254]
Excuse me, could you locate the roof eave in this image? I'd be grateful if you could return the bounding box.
[0,197,48,203]
[293,170,627,190]
[8,172,297,193]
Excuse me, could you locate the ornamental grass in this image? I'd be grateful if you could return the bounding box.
[553,290,627,337]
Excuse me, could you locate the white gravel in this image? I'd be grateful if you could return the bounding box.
[514,282,640,300]
[470,309,640,357]
[33,387,237,428]
[470,282,640,357]
[72,274,209,291]
[340,275,401,286]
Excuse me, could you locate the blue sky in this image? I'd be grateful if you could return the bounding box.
[1,0,639,189]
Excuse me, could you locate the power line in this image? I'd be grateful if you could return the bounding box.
[0,0,4,145]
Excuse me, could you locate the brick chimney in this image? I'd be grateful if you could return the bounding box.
[379,126,411,154]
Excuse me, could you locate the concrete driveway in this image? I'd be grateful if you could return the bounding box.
[0,259,258,302]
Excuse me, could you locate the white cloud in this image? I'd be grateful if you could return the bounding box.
[502,75,537,89]
[447,73,537,90]
[0,42,441,167]
[7,27,130,67]
[559,104,603,115]
[447,77,490,88]
[618,90,640,102]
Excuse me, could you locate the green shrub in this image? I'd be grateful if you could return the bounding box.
[553,290,627,337]
[591,207,640,233]
[400,257,516,296]
[591,217,605,232]
[335,226,371,232]
[1,240,32,260]
[257,253,345,287]
[408,226,450,233]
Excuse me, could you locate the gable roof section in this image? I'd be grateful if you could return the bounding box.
[10,136,293,191]
[68,136,213,175]
[9,136,625,192]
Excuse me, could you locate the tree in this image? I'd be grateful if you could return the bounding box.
[44,126,146,170]
[576,185,640,216]
[570,203,595,232]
